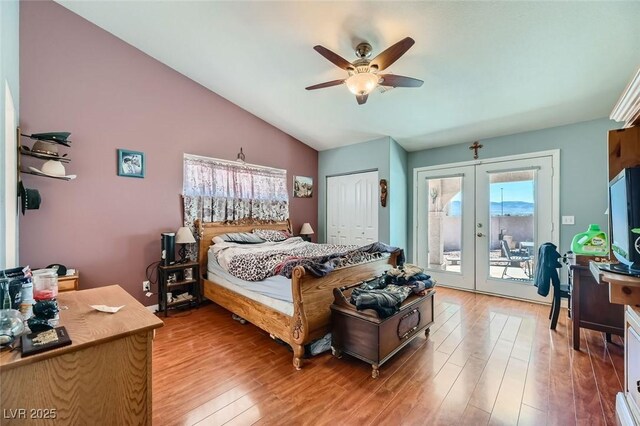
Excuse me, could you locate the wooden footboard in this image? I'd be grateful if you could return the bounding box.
[289,252,399,368]
[196,219,399,369]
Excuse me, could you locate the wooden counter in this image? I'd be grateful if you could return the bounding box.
[0,285,163,425]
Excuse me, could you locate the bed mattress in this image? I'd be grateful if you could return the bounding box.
[207,256,293,316]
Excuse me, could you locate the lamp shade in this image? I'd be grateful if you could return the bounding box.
[175,226,196,244]
[345,73,379,96]
[300,223,314,235]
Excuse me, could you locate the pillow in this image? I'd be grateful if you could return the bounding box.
[252,229,289,242]
[214,232,265,244]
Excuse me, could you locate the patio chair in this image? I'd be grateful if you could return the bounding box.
[497,239,532,279]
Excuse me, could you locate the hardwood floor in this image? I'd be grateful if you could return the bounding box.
[152,287,624,426]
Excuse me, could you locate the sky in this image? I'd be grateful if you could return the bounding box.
[450,180,534,203]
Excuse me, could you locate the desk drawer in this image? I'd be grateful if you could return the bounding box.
[610,282,640,306]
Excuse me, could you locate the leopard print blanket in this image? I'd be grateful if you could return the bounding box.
[227,242,359,281]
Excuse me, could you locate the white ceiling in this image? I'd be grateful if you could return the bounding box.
[56,1,640,152]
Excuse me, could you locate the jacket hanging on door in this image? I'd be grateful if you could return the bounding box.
[534,242,562,297]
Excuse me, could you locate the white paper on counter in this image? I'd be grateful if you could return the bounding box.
[90,305,125,313]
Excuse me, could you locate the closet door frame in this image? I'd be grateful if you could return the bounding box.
[326,169,379,245]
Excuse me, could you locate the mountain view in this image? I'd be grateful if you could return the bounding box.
[447,201,534,216]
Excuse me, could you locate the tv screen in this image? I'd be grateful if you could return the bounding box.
[609,167,640,274]
[610,175,630,265]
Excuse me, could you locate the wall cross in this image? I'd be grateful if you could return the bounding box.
[469,141,483,159]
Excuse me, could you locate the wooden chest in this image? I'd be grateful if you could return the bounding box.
[330,282,435,378]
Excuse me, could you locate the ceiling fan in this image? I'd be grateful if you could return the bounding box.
[305,37,423,105]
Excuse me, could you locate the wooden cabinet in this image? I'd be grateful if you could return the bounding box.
[331,283,435,378]
[57,270,79,292]
[570,264,624,350]
[608,126,640,180]
[617,305,640,425]
[0,285,163,425]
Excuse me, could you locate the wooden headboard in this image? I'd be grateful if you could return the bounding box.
[195,219,292,278]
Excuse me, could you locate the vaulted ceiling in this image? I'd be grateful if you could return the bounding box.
[56,1,640,152]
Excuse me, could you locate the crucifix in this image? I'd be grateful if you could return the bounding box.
[469,141,483,159]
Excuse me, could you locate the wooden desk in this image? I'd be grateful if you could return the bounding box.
[570,264,624,350]
[58,270,79,292]
[0,285,163,425]
[588,263,640,424]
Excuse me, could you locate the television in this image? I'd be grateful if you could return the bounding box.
[609,167,640,275]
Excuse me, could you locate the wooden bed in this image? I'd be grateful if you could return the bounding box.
[196,219,399,369]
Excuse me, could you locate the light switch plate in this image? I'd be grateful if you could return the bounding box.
[562,215,575,225]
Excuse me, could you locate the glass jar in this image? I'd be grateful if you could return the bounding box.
[32,269,58,301]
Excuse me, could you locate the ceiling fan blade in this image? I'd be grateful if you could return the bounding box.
[378,74,423,88]
[356,94,369,105]
[370,37,415,71]
[313,45,354,70]
[305,79,345,90]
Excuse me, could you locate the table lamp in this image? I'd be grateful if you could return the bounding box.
[300,223,314,242]
[175,226,196,263]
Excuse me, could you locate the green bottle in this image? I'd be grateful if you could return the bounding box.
[571,224,609,256]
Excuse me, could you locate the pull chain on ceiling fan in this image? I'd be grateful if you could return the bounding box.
[305,37,423,105]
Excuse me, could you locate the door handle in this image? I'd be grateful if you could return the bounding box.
[477,233,484,237]
[637,379,640,393]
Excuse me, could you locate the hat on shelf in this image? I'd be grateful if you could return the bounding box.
[21,142,70,162]
[32,140,60,156]
[18,181,41,215]
[22,132,72,147]
[29,160,76,180]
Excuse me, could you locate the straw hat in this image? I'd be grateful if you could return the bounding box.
[29,160,76,180]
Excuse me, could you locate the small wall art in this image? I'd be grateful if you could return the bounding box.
[293,175,313,198]
[117,149,145,178]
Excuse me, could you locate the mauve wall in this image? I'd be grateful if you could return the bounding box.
[19,1,318,304]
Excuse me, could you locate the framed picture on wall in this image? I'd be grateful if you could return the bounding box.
[117,149,145,178]
[293,175,313,198]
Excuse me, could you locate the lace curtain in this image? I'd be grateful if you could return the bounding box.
[182,155,289,255]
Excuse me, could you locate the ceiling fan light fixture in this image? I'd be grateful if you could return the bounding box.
[345,72,379,96]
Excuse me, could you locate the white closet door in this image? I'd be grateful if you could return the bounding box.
[352,171,378,246]
[327,171,378,245]
[326,175,350,244]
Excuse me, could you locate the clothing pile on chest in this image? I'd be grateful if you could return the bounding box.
[349,264,436,318]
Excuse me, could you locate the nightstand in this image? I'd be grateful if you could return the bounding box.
[158,262,200,317]
[298,235,311,242]
[58,270,79,292]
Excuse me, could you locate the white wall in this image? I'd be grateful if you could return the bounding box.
[0,0,20,269]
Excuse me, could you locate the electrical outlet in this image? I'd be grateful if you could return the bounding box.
[562,216,575,225]
[143,280,151,292]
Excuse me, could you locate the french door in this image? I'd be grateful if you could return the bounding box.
[415,152,558,302]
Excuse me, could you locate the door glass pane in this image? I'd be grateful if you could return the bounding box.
[427,176,462,272]
[488,170,535,281]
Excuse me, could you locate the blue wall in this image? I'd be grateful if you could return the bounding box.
[389,138,408,249]
[318,137,391,244]
[318,136,409,249]
[0,0,20,269]
[407,117,620,260]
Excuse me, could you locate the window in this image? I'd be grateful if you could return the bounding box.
[182,154,289,226]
